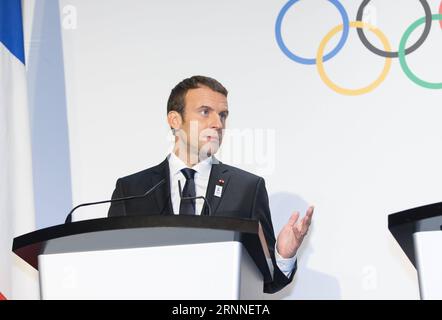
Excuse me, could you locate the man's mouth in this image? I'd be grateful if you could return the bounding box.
[206,136,219,142]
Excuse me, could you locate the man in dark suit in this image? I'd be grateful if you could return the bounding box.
[108,75,313,294]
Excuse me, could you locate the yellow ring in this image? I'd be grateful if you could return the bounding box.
[316,21,392,96]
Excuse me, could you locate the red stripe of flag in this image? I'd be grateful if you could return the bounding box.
[0,292,6,300]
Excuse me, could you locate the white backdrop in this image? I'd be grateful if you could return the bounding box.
[26,0,442,299]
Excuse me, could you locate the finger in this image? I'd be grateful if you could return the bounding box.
[296,215,311,236]
[299,216,306,230]
[293,227,302,240]
[294,217,304,234]
[300,219,309,235]
[293,215,302,230]
[287,211,300,227]
[304,206,314,225]
[306,206,314,218]
[304,215,312,227]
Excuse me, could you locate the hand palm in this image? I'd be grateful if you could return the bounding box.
[277,206,314,258]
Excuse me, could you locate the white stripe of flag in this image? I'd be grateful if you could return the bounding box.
[0,0,39,299]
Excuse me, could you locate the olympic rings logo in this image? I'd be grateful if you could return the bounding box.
[275,0,442,95]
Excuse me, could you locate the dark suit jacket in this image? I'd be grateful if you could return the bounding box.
[108,158,296,293]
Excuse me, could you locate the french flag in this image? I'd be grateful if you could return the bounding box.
[0,0,38,299]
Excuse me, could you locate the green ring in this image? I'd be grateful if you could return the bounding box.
[399,14,442,89]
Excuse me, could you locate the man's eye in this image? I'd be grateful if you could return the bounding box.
[200,109,209,116]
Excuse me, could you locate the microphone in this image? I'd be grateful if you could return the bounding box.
[65,178,166,223]
[178,180,212,216]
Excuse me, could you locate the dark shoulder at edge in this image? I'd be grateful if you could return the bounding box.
[217,163,263,182]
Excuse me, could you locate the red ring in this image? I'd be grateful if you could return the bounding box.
[440,0,442,28]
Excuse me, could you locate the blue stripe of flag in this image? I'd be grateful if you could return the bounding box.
[0,0,25,64]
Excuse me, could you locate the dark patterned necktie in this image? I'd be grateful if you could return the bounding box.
[179,168,196,215]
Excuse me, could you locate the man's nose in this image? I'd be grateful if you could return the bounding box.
[210,113,223,129]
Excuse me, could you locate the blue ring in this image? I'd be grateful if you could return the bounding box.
[275,0,350,65]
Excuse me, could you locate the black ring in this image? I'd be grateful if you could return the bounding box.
[356,0,432,58]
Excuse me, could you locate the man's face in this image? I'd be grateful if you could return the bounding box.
[171,86,229,161]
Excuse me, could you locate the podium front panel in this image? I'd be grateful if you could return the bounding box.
[38,241,263,299]
[413,231,442,300]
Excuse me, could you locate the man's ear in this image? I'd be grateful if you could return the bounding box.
[167,111,183,132]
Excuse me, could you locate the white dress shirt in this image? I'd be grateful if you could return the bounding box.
[167,153,297,278]
[168,152,212,216]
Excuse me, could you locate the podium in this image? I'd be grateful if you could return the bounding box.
[388,202,442,300]
[12,215,273,299]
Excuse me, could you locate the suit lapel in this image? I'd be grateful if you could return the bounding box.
[203,160,231,216]
[153,156,232,216]
[151,158,173,215]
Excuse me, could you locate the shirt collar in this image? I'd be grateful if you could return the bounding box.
[167,152,213,178]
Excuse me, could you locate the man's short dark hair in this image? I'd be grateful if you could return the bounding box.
[167,75,228,119]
